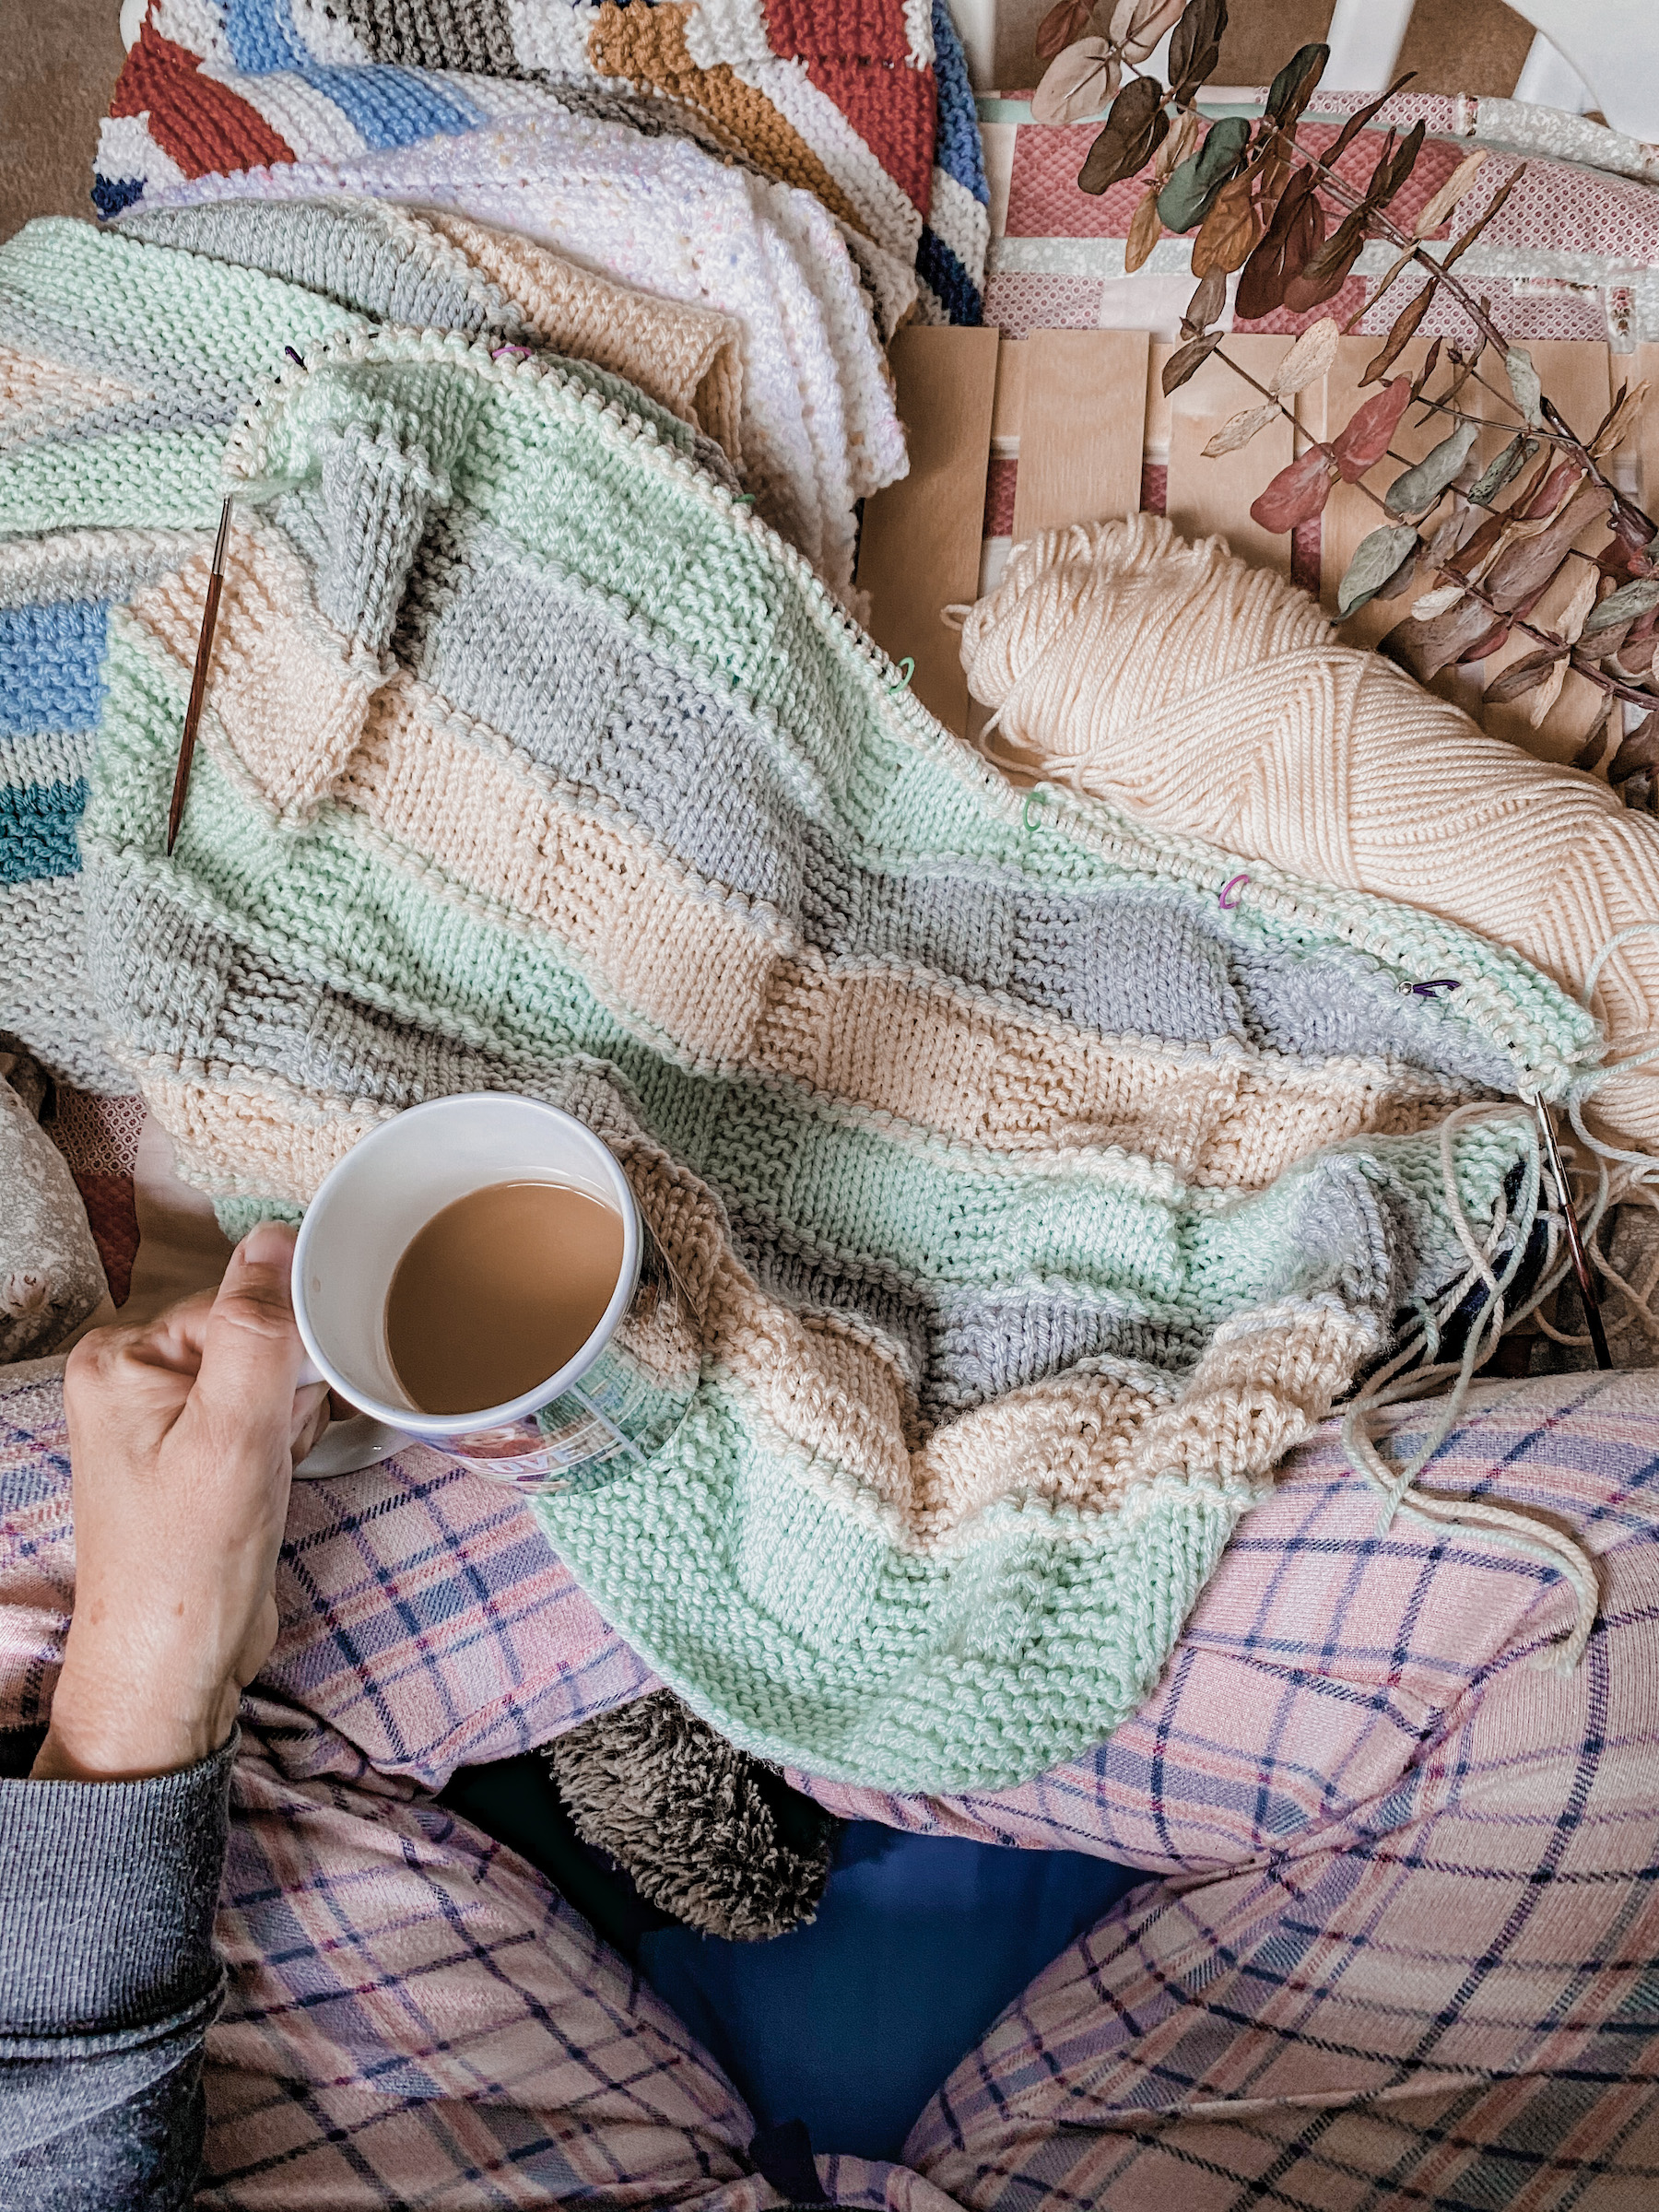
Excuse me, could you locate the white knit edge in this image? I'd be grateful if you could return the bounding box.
[146,0,232,65]
[927,164,989,288]
[95,113,187,192]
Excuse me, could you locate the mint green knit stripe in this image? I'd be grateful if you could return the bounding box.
[0,218,362,386]
[532,1385,1250,1790]
[0,429,229,536]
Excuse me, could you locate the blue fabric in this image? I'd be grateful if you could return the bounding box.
[222,0,483,145]
[639,1822,1141,2162]
[917,224,982,327]
[0,603,108,738]
[930,0,989,206]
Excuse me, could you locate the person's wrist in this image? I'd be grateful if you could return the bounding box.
[30,1644,238,1782]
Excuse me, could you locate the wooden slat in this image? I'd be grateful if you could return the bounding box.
[855,324,1000,738]
[1166,335,1295,576]
[991,336,1027,457]
[1009,330,1150,537]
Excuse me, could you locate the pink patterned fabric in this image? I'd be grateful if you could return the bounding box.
[3,1362,1657,2205]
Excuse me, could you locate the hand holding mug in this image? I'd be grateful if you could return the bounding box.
[31,1222,328,1783]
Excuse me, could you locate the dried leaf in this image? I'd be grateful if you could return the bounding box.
[1203,401,1280,456]
[1182,265,1228,336]
[1465,432,1536,508]
[1360,286,1431,385]
[1412,582,1466,620]
[1324,76,1412,169]
[1269,315,1339,397]
[1249,441,1338,532]
[1411,149,1488,239]
[1528,582,1598,726]
[1361,121,1427,216]
[1282,218,1365,315]
[1079,76,1171,194]
[1574,714,1614,775]
[1486,486,1612,611]
[1609,708,1659,784]
[1107,0,1187,60]
[1333,376,1412,480]
[1191,171,1259,276]
[1382,420,1481,517]
[1336,523,1419,617]
[1032,38,1120,124]
[1590,380,1649,460]
[1504,346,1545,429]
[1153,103,1204,183]
[1124,184,1163,272]
[1036,0,1098,64]
[1168,0,1226,98]
[1236,170,1322,320]
[1265,41,1328,131]
[1158,113,1250,232]
[1483,644,1569,706]
[1408,339,1442,400]
[1160,328,1225,394]
[1382,594,1502,681]
[1583,573,1659,634]
[1441,169,1520,271]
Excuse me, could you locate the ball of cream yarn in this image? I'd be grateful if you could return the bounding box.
[959,512,1659,1147]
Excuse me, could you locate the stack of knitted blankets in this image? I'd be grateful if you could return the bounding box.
[99,0,990,324]
[0,206,1601,1793]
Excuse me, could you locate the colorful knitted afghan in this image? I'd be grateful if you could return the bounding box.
[0,211,1607,1788]
[99,0,990,324]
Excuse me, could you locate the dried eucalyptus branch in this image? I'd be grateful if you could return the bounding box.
[1029,0,1659,804]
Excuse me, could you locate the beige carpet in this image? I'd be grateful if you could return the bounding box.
[0,3,1548,249]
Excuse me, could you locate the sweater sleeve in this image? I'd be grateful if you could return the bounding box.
[0,1729,235,2211]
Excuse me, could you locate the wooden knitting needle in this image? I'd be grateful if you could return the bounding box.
[165,494,234,856]
[1533,1097,1613,1371]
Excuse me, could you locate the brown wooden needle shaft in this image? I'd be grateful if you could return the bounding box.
[1534,1098,1613,1371]
[165,496,234,855]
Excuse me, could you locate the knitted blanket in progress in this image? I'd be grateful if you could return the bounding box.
[97,0,991,326]
[6,228,1603,1787]
[960,517,1659,1148]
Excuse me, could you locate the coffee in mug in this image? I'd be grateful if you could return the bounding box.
[385,1181,626,1416]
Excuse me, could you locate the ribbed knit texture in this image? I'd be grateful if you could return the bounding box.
[0,206,1602,1784]
[94,0,987,323]
[960,516,1659,1147]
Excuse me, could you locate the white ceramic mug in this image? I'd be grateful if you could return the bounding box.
[290,1094,697,1488]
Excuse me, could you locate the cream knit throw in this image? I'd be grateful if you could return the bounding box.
[959,515,1659,1148]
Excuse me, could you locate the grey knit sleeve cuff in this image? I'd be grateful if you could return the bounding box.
[0,1735,235,2042]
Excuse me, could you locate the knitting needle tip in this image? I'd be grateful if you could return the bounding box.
[165,496,234,858]
[1533,1097,1614,1371]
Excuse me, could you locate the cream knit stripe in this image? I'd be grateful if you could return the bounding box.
[418,207,747,465]
[964,516,1659,1141]
[126,540,1486,1189]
